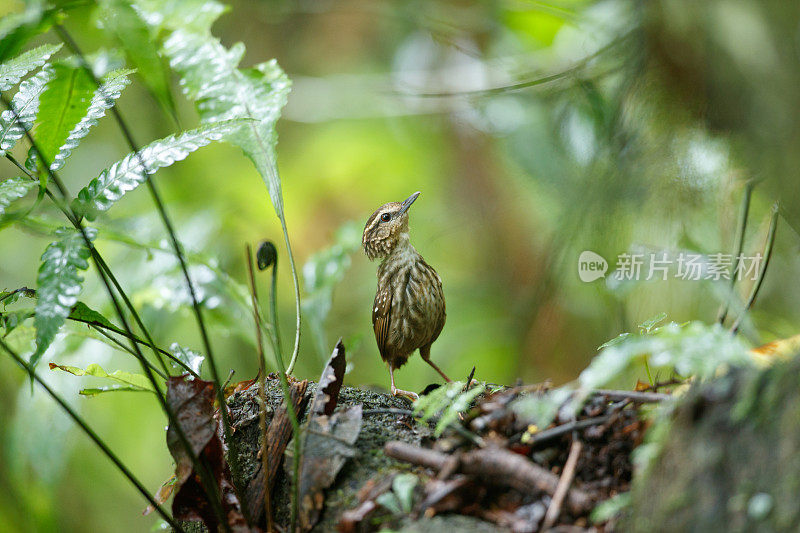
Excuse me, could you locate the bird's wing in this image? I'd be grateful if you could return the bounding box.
[372,284,392,358]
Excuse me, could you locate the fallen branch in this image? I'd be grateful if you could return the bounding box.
[542,439,583,530]
[384,441,593,515]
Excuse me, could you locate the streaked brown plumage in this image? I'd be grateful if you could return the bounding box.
[363,191,450,400]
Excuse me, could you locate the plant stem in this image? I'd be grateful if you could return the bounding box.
[718,182,753,325]
[731,202,779,335]
[89,324,168,381]
[0,337,184,532]
[73,316,199,379]
[245,245,274,530]
[281,213,302,375]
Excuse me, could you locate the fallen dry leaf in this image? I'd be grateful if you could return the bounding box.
[294,339,363,531]
[166,374,251,532]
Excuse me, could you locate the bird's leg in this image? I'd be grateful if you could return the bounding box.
[420,345,452,382]
[389,366,418,401]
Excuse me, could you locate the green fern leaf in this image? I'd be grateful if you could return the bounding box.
[161,24,291,216]
[49,362,155,392]
[72,119,244,220]
[47,68,133,171]
[32,227,96,369]
[0,5,61,63]
[0,177,36,215]
[0,43,62,91]
[0,64,54,155]
[28,62,95,171]
[97,0,176,118]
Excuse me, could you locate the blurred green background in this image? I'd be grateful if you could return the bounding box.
[1,0,800,530]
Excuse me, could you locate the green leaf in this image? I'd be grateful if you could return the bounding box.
[590,492,631,523]
[169,342,204,374]
[0,177,36,215]
[0,308,34,336]
[0,43,62,91]
[0,64,54,155]
[134,0,228,34]
[47,68,133,171]
[414,381,486,437]
[159,20,291,216]
[392,473,418,514]
[68,301,116,330]
[638,312,668,333]
[27,62,95,171]
[579,321,752,391]
[48,362,155,392]
[72,120,244,220]
[597,332,631,350]
[0,6,62,63]
[97,0,176,118]
[0,287,34,307]
[375,492,402,515]
[32,227,96,369]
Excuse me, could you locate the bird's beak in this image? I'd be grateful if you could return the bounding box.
[398,191,421,215]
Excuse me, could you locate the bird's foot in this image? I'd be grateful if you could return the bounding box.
[391,387,419,402]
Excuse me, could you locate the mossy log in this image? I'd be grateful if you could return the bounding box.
[628,356,800,532]
[213,380,502,532]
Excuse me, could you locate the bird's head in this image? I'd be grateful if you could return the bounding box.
[362,191,420,260]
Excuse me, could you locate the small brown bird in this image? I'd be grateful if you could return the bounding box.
[363,191,450,400]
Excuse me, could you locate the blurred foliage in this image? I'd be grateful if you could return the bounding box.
[0,0,798,530]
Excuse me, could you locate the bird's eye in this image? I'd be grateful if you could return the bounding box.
[380,213,391,222]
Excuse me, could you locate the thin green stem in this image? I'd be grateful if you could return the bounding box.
[89,324,168,381]
[5,152,35,177]
[54,27,243,505]
[718,183,753,325]
[73,314,199,379]
[731,203,779,335]
[282,214,302,375]
[0,337,183,532]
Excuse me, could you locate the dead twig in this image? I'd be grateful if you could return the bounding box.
[542,439,583,530]
[384,441,593,514]
[525,415,611,446]
[592,389,671,403]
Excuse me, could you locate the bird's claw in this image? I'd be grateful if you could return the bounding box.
[391,387,419,402]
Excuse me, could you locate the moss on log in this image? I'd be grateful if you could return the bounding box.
[628,357,800,532]
[219,380,505,532]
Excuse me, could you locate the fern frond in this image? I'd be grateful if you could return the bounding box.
[0,64,54,154]
[0,176,36,215]
[27,62,96,171]
[48,68,133,171]
[32,227,96,369]
[0,43,62,91]
[72,119,245,220]
[162,28,290,216]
